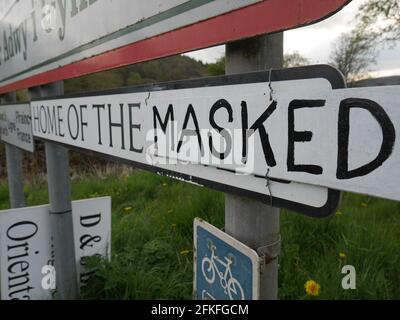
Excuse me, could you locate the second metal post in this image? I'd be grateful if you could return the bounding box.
[29,82,78,300]
[225,33,283,300]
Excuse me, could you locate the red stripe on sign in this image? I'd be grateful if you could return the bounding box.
[0,0,350,94]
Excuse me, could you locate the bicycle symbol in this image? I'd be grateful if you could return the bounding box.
[201,239,244,300]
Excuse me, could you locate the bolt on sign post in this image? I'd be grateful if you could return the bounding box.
[0,0,351,93]
[28,82,78,300]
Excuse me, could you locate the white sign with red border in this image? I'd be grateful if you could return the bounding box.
[0,0,350,93]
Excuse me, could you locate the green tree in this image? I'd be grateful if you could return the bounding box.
[207,57,225,76]
[329,31,377,82]
[356,0,400,44]
[329,0,400,83]
[283,51,310,68]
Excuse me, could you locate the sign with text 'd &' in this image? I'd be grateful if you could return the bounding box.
[0,103,34,152]
[0,0,351,93]
[30,66,347,217]
[0,197,111,300]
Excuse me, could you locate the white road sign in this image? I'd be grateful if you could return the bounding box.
[0,0,350,93]
[0,196,111,300]
[0,103,34,152]
[30,66,346,217]
[31,64,400,204]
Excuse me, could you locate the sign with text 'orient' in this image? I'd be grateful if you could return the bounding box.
[0,0,351,93]
[0,103,34,152]
[30,66,346,217]
[0,197,111,300]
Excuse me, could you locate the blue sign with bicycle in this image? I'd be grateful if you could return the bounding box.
[194,218,260,300]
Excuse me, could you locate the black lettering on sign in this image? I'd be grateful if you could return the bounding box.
[68,104,79,140]
[337,98,396,179]
[7,241,29,262]
[177,104,204,156]
[7,221,38,241]
[71,0,79,17]
[79,105,88,141]
[287,100,325,175]
[92,104,105,145]
[46,106,57,135]
[32,106,39,132]
[209,99,233,160]
[57,0,67,40]
[241,101,249,163]
[8,273,33,299]
[128,103,143,153]
[242,100,277,167]
[57,105,64,137]
[80,234,101,250]
[8,260,29,274]
[108,103,125,150]
[80,213,101,228]
[39,106,47,133]
[31,9,38,42]
[153,104,174,149]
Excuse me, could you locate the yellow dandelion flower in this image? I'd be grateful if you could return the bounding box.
[123,206,133,212]
[180,249,190,256]
[361,203,368,208]
[304,280,321,296]
[339,252,346,259]
[171,223,177,231]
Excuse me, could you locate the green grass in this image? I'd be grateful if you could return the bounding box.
[2,170,399,299]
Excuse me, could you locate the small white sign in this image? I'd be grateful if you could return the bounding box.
[194,218,260,300]
[0,197,111,300]
[0,103,34,152]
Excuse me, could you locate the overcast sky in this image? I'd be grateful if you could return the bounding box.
[185,0,400,77]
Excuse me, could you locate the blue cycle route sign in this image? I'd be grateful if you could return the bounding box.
[194,218,260,300]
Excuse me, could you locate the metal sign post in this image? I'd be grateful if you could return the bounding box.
[1,92,25,208]
[225,33,283,300]
[28,82,78,300]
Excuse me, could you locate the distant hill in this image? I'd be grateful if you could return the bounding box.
[65,55,209,94]
[353,76,400,87]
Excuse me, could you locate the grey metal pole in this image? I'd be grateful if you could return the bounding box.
[225,33,283,300]
[28,83,78,300]
[2,92,26,208]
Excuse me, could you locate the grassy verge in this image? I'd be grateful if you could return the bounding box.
[1,170,399,299]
